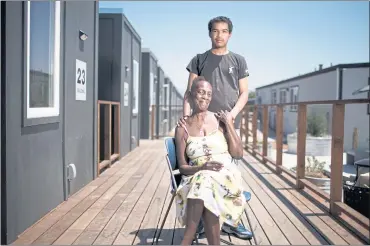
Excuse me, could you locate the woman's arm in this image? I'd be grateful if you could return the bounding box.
[175,126,203,176]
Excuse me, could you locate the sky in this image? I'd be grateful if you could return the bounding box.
[99,1,369,95]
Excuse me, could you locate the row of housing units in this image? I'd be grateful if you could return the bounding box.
[254,62,369,163]
[0,2,182,244]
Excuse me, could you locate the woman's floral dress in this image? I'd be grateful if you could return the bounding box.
[175,129,246,228]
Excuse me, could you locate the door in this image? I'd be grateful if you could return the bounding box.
[63,2,96,195]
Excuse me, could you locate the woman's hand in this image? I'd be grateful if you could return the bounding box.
[215,110,234,126]
[201,161,224,172]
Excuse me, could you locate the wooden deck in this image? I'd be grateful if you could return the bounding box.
[14,140,368,245]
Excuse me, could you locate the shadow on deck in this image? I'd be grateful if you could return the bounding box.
[14,140,368,245]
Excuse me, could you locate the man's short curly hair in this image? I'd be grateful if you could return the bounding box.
[208,16,233,33]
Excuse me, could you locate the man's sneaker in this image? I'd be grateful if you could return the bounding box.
[221,222,253,240]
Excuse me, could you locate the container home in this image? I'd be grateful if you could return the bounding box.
[1,1,99,243]
[98,9,142,158]
[140,49,158,139]
[255,62,370,162]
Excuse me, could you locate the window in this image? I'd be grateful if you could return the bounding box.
[279,88,287,103]
[26,1,60,119]
[271,89,277,104]
[290,86,299,111]
[132,59,139,114]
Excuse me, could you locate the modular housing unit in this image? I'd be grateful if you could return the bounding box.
[255,62,370,162]
[98,9,142,154]
[1,1,99,243]
[140,49,158,139]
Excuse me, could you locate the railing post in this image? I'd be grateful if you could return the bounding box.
[262,106,269,162]
[296,104,307,189]
[240,108,245,145]
[97,102,101,176]
[252,106,258,151]
[107,104,112,167]
[114,104,120,155]
[276,105,284,174]
[330,103,345,215]
[244,106,250,148]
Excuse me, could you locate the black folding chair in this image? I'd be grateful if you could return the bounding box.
[155,137,256,245]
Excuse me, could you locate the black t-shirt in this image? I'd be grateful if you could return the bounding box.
[186,50,249,113]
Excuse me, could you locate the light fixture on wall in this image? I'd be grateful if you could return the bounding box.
[79,30,88,41]
[154,75,158,83]
[125,66,130,77]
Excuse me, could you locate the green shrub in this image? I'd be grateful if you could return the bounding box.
[307,114,327,137]
[290,156,328,178]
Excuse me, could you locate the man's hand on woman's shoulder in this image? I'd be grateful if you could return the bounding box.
[215,110,234,126]
[176,115,190,128]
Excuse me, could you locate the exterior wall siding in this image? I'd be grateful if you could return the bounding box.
[342,67,369,157]
[1,2,97,244]
[3,3,64,242]
[2,2,98,243]
[140,52,150,139]
[140,51,157,139]
[63,1,97,196]
[131,34,141,148]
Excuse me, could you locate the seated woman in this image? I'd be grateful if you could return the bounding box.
[174,76,247,245]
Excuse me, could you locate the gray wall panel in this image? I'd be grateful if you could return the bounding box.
[0,2,3,242]
[63,1,96,195]
[4,2,64,242]
[122,22,133,152]
[140,52,150,139]
[98,18,114,101]
[131,36,141,148]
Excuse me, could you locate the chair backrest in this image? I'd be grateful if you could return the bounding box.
[164,137,178,170]
[164,137,181,192]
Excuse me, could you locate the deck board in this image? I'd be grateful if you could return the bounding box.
[14,140,368,245]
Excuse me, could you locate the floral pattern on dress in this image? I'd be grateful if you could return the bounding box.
[175,130,247,228]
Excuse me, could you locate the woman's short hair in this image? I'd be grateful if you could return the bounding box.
[184,76,211,101]
[190,76,209,93]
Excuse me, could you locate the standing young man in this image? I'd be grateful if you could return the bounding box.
[182,16,249,130]
[179,16,252,240]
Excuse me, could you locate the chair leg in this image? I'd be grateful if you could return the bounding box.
[244,209,257,245]
[155,193,176,244]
